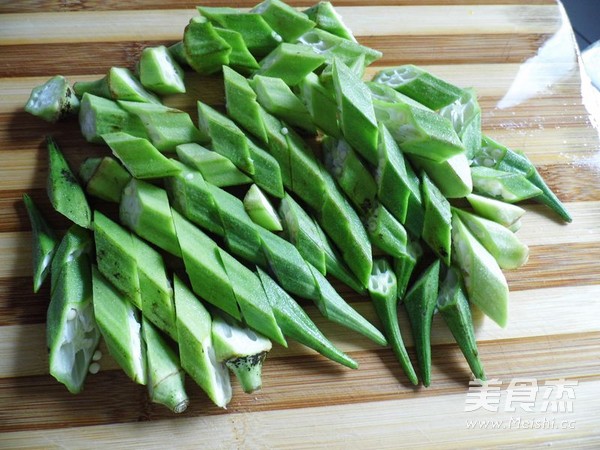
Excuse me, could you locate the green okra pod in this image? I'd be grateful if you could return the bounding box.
[247,140,285,198]
[214,27,260,73]
[243,184,283,231]
[304,1,356,42]
[142,317,189,413]
[364,203,409,260]
[393,241,419,300]
[253,0,316,42]
[47,137,92,229]
[465,193,525,229]
[437,267,485,381]
[79,156,131,203]
[257,267,358,369]
[298,72,341,138]
[368,259,418,385]
[74,67,161,104]
[421,171,452,266]
[438,88,482,160]
[23,194,59,293]
[255,43,326,86]
[403,259,440,387]
[139,45,186,95]
[470,166,542,203]
[409,152,472,199]
[25,75,79,123]
[182,16,232,75]
[50,225,93,288]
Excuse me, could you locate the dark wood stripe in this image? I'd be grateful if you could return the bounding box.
[1,331,597,432]
[0,278,50,326]
[0,0,557,14]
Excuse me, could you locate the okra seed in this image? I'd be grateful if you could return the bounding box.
[89,362,101,374]
[280,127,288,135]
[271,31,283,43]
[92,350,102,361]
[67,308,77,321]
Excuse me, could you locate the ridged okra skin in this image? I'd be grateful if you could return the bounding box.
[25,75,79,123]
[421,172,452,266]
[255,43,326,86]
[243,184,283,231]
[253,0,315,42]
[79,156,132,203]
[465,193,525,229]
[304,1,356,42]
[139,45,186,95]
[183,16,232,75]
[74,67,161,104]
[470,166,542,204]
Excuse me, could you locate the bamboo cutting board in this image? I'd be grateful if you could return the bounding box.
[1,1,599,448]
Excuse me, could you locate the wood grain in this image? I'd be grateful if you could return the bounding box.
[0,1,599,448]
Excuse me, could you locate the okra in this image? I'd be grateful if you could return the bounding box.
[139,45,186,95]
[168,41,188,67]
[74,67,161,104]
[198,7,281,57]
[438,88,482,160]
[50,225,93,288]
[451,213,509,327]
[298,72,341,138]
[453,208,529,270]
[465,193,525,229]
[368,259,418,385]
[23,194,59,292]
[393,241,419,299]
[243,184,283,231]
[372,65,464,111]
[253,0,316,42]
[437,267,485,380]
[421,172,452,266]
[364,203,409,260]
[304,1,356,42]
[247,140,285,198]
[79,157,131,203]
[176,143,251,187]
[173,275,232,408]
[212,313,272,393]
[255,43,326,86]
[92,266,147,385]
[257,267,358,369]
[78,93,148,143]
[409,152,472,199]
[119,101,207,152]
[102,132,181,179]
[47,251,99,393]
[25,75,79,123]
[331,59,379,165]
[470,166,542,203]
[182,16,232,75]
[120,178,181,257]
[403,259,440,387]
[214,27,260,74]
[47,137,92,229]
[141,317,189,413]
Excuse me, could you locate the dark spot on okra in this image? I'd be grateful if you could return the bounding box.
[61,169,78,185]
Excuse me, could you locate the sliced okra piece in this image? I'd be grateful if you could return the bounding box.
[92,266,146,385]
[243,184,283,231]
[319,54,366,91]
[465,193,525,229]
[393,242,419,300]
[23,194,59,293]
[102,132,181,179]
[304,1,356,42]
[409,152,472,199]
[372,97,465,163]
[47,137,92,229]
[139,45,186,95]
[439,88,481,160]
[252,74,317,134]
[451,213,509,327]
[257,108,292,185]
[164,161,225,236]
[171,209,242,321]
[372,65,465,111]
[437,267,485,380]
[247,139,285,198]
[75,67,161,104]
[214,27,260,74]
[223,66,268,144]
[119,179,181,257]
[470,166,542,203]
[168,41,187,67]
[176,143,251,187]
[404,259,440,387]
[50,225,92,288]
[78,93,148,143]
[197,101,254,175]
[364,203,409,260]
[212,313,272,393]
[331,59,379,165]
[297,72,341,138]
[296,28,381,67]
[182,16,231,75]
[421,172,452,266]
[257,267,358,369]
[47,252,100,393]
[197,7,281,57]
[119,101,207,152]
[134,237,178,340]
[368,259,418,385]
[474,136,571,222]
[173,276,232,408]
[255,43,326,86]
[216,248,286,347]
[79,157,131,203]
[25,75,79,123]
[322,137,377,213]
[253,0,315,42]
[141,318,189,413]
[453,208,529,270]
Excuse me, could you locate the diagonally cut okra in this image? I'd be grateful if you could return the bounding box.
[421,171,452,266]
[255,43,326,86]
[304,1,356,42]
[182,16,232,75]
[252,0,315,42]
[243,184,283,231]
[79,156,131,203]
[139,45,186,95]
[25,75,79,123]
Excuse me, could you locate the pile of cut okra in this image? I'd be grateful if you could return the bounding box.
[23,0,571,413]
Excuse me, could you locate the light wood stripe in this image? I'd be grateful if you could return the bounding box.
[0,6,560,46]
[2,283,598,378]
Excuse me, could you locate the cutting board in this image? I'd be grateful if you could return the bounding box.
[1,1,599,448]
